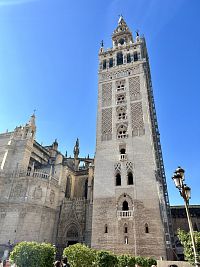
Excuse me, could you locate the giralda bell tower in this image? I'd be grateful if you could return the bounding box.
[91,17,173,259]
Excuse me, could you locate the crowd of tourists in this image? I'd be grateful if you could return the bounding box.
[0,257,70,267]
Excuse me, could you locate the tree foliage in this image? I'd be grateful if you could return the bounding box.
[117,254,135,267]
[9,241,55,267]
[95,250,118,267]
[63,244,157,267]
[178,229,200,265]
[63,243,96,267]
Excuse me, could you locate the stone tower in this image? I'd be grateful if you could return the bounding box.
[91,17,173,259]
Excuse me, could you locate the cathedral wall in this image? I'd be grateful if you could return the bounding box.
[0,173,60,245]
[0,133,12,169]
[0,203,57,244]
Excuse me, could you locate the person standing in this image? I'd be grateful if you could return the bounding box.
[62,257,70,267]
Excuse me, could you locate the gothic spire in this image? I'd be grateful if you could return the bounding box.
[73,138,80,158]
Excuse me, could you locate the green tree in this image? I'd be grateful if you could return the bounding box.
[63,243,96,267]
[117,254,136,267]
[95,250,118,267]
[178,229,200,265]
[9,241,55,267]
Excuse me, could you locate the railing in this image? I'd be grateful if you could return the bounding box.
[116,86,126,92]
[117,134,128,139]
[117,210,133,218]
[120,154,127,161]
[0,169,59,183]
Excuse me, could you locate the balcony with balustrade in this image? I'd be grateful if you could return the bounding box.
[117,210,133,218]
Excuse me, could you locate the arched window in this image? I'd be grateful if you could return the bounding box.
[120,148,126,154]
[127,53,131,63]
[124,224,128,233]
[117,125,128,139]
[122,200,129,211]
[67,226,79,238]
[65,176,72,198]
[105,224,108,233]
[103,59,106,69]
[116,173,121,186]
[119,38,125,45]
[109,58,113,68]
[84,179,88,199]
[116,94,125,104]
[124,236,128,244]
[117,106,127,120]
[117,52,123,65]
[127,172,133,185]
[134,52,138,61]
[145,223,149,233]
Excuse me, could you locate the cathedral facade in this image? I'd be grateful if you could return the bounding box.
[0,17,173,259]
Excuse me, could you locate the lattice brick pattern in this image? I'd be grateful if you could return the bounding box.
[129,76,141,101]
[126,162,133,171]
[131,102,145,136]
[101,108,112,141]
[102,82,112,107]
[114,163,121,171]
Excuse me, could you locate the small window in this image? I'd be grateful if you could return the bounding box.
[120,148,126,154]
[124,224,128,233]
[117,94,125,104]
[118,112,126,120]
[145,223,149,233]
[105,224,108,233]
[127,53,131,63]
[117,52,123,65]
[117,125,127,139]
[109,58,113,68]
[84,179,88,199]
[134,52,138,61]
[122,200,129,211]
[127,172,133,185]
[119,38,125,45]
[124,236,128,244]
[103,60,106,69]
[116,173,121,186]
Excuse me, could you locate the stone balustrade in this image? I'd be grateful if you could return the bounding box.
[120,154,127,161]
[117,210,133,218]
[0,169,59,183]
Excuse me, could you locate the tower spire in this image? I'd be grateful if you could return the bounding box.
[73,138,79,159]
[112,16,133,47]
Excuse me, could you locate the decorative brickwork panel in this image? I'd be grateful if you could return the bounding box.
[102,82,112,107]
[114,163,121,172]
[129,76,141,101]
[99,65,140,82]
[126,162,133,171]
[101,108,112,141]
[131,102,145,136]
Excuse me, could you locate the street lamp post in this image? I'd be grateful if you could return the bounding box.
[172,167,199,267]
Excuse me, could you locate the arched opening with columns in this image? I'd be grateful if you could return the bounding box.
[66,224,80,246]
[117,193,133,218]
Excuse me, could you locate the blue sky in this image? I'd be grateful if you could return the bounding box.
[0,0,199,205]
